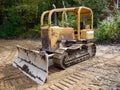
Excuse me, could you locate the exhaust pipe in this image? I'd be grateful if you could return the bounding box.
[52,4,57,25]
[62,0,67,22]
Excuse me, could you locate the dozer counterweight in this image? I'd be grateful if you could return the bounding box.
[13,6,96,84]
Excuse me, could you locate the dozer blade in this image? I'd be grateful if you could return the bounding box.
[13,45,49,85]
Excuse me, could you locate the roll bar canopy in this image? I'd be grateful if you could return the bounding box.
[40,6,93,40]
[41,6,93,26]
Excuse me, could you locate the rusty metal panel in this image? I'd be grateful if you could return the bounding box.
[41,29,50,50]
[49,26,75,52]
[13,46,49,85]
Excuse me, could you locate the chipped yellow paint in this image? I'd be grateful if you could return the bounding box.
[40,6,94,52]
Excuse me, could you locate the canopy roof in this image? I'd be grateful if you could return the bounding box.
[41,6,93,25]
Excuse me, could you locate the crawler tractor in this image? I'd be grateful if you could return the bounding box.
[13,6,96,84]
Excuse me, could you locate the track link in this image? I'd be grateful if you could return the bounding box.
[53,44,96,69]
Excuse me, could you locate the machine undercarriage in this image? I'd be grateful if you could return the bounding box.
[54,43,96,69]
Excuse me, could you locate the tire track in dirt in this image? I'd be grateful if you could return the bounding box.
[43,71,101,90]
[0,44,37,90]
[39,46,120,90]
[0,41,120,90]
[0,45,17,90]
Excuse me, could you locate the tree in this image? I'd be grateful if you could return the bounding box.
[65,0,110,26]
[0,0,111,38]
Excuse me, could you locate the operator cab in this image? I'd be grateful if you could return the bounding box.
[40,6,94,52]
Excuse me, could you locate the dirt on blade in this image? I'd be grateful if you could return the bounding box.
[0,39,120,90]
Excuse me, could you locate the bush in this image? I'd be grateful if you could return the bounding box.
[95,19,117,41]
[114,7,120,39]
[0,4,39,39]
[21,24,40,39]
[95,7,120,42]
[0,19,16,39]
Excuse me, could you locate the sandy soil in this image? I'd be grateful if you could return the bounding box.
[0,39,120,90]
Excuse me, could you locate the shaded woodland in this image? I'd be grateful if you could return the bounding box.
[0,0,119,41]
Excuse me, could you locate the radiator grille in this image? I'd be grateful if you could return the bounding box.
[41,30,49,50]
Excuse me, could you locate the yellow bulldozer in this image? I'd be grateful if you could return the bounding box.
[13,6,96,85]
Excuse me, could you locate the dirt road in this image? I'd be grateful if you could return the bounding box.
[0,39,120,90]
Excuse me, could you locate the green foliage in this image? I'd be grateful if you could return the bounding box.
[0,0,39,39]
[0,0,117,40]
[22,24,40,39]
[0,19,16,39]
[95,8,120,41]
[64,0,110,27]
[66,13,76,29]
[15,5,38,24]
[113,7,120,39]
[95,20,117,41]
